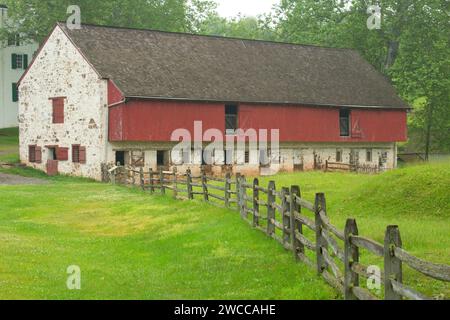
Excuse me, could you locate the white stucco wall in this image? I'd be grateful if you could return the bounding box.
[0,6,38,128]
[18,26,108,180]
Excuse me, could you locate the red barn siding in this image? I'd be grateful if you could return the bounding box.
[109,99,407,143]
[108,80,124,106]
[109,100,225,142]
[239,104,407,142]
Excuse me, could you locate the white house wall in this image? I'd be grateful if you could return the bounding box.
[19,26,108,180]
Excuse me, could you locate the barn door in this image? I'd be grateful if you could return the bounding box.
[46,160,59,176]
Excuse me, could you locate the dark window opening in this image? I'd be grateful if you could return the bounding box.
[336,150,342,163]
[225,104,238,135]
[116,151,125,166]
[340,109,350,137]
[8,34,20,46]
[244,151,250,164]
[72,145,80,163]
[48,147,57,161]
[157,150,167,166]
[366,150,372,162]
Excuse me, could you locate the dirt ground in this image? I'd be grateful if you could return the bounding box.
[0,172,48,185]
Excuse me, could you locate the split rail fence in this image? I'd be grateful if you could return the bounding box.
[112,166,450,300]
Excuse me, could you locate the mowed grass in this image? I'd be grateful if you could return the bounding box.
[253,162,450,297]
[0,127,19,163]
[0,179,337,300]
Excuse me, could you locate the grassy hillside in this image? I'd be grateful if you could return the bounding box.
[256,163,450,297]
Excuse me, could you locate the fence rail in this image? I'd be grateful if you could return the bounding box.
[111,166,450,300]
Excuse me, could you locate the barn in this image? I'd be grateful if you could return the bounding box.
[18,23,408,180]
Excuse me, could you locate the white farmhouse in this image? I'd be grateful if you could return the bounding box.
[0,4,38,129]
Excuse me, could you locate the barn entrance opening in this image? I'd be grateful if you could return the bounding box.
[46,146,58,176]
[115,151,125,166]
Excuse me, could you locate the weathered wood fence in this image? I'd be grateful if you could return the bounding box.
[325,161,380,174]
[113,167,450,300]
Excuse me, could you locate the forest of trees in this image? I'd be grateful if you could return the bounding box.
[1,0,449,156]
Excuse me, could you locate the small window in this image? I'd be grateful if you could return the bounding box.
[157,150,167,166]
[340,109,350,137]
[52,98,65,124]
[12,83,18,102]
[11,54,27,69]
[29,145,36,163]
[366,149,372,162]
[7,34,20,46]
[72,145,80,163]
[115,151,125,166]
[336,149,342,163]
[225,104,238,135]
[244,151,250,164]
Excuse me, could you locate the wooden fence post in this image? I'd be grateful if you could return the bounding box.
[139,167,145,190]
[281,187,290,246]
[253,178,259,227]
[186,169,193,200]
[315,193,328,275]
[159,168,165,195]
[384,225,403,300]
[290,186,303,259]
[224,173,231,208]
[173,167,178,199]
[201,169,209,202]
[236,173,241,211]
[240,176,247,218]
[149,168,154,194]
[267,181,276,236]
[344,218,359,300]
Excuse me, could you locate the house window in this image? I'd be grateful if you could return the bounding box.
[52,98,65,124]
[366,149,373,162]
[336,149,342,162]
[11,54,27,70]
[29,145,36,163]
[225,104,238,135]
[12,83,18,102]
[7,34,20,46]
[340,109,350,137]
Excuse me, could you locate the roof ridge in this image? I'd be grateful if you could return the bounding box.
[57,21,358,52]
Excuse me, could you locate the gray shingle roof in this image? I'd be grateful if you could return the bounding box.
[59,23,408,109]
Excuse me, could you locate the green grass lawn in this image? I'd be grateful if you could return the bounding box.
[0,128,448,299]
[0,180,337,300]
[0,127,19,163]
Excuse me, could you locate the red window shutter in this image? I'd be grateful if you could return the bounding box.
[52,98,65,124]
[79,146,86,164]
[56,147,69,161]
[35,147,42,163]
[29,145,36,162]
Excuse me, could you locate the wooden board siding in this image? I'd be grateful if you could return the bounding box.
[108,100,408,143]
[109,99,225,142]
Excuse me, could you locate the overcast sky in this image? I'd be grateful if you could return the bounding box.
[215,0,279,18]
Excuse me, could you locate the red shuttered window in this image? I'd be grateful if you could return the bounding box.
[72,145,86,164]
[29,145,42,163]
[51,98,65,124]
